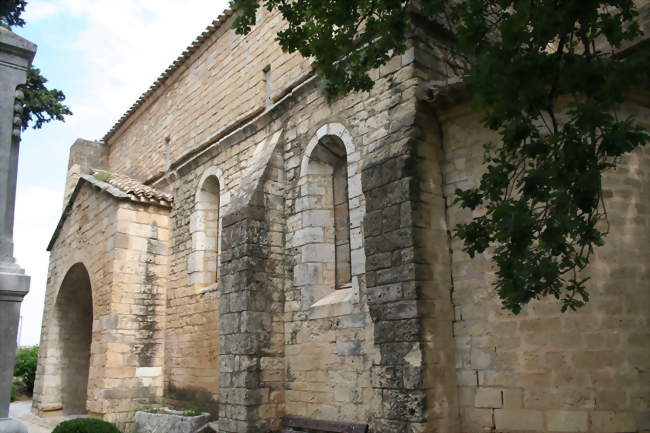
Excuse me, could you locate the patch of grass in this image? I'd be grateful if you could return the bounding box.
[181,409,203,417]
[143,407,162,414]
[140,406,204,417]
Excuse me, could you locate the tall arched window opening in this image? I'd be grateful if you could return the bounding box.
[191,175,221,285]
[295,123,365,308]
[300,135,351,297]
[332,146,351,289]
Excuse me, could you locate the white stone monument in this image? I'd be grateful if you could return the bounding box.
[0,27,35,433]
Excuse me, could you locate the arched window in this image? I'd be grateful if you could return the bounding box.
[295,123,365,308]
[189,168,227,288]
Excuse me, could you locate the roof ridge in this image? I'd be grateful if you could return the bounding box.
[90,169,173,203]
[48,173,172,251]
[101,5,236,143]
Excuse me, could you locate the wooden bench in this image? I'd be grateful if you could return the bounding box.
[282,416,368,433]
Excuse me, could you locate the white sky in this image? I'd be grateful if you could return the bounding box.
[14,0,230,346]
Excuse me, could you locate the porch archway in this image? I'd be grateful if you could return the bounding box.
[55,262,93,414]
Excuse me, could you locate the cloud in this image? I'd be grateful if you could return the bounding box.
[54,0,230,138]
[23,1,60,22]
[14,186,62,346]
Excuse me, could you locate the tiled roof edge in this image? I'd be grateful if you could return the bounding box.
[47,174,172,251]
[92,170,173,203]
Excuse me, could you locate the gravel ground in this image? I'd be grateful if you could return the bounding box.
[9,400,82,433]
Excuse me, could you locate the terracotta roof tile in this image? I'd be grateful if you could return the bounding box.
[91,170,173,204]
[48,171,173,251]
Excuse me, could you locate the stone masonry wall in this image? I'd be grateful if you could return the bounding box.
[161,107,276,417]
[106,7,311,182]
[440,103,650,433]
[41,4,650,431]
[149,37,459,431]
[279,54,423,429]
[34,184,119,417]
[102,200,169,429]
[164,176,216,414]
[34,183,170,432]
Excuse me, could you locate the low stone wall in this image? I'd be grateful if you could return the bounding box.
[135,409,210,433]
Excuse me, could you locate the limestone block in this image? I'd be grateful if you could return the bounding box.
[186,251,204,273]
[349,206,364,229]
[301,209,333,227]
[191,231,217,250]
[189,212,205,233]
[350,248,366,275]
[590,411,636,433]
[350,227,363,250]
[501,388,523,409]
[189,271,213,285]
[348,174,362,198]
[300,183,326,196]
[290,227,324,247]
[470,347,495,369]
[494,409,544,431]
[136,367,162,378]
[474,387,502,408]
[462,407,494,429]
[293,263,324,286]
[545,410,588,432]
[301,243,335,262]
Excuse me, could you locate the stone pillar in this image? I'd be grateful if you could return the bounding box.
[0,27,35,433]
[218,199,275,433]
[62,138,106,207]
[217,131,285,433]
[362,109,459,432]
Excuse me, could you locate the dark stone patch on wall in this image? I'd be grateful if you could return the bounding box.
[166,384,219,416]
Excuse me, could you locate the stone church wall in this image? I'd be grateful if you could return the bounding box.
[161,123,250,414]
[134,35,461,429]
[34,183,119,417]
[34,3,650,432]
[105,8,312,182]
[101,8,312,415]
[34,183,170,428]
[438,103,650,432]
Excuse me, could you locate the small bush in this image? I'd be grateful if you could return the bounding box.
[10,381,18,402]
[14,346,38,396]
[52,418,121,433]
[10,378,25,402]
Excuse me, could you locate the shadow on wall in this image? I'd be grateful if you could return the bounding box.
[55,263,93,415]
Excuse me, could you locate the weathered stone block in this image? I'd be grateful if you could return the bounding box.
[545,410,588,432]
[474,387,502,409]
[494,409,544,431]
[590,411,636,433]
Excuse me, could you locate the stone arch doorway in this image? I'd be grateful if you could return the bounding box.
[55,262,93,414]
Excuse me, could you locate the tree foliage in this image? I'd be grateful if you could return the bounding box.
[0,0,27,28]
[1,0,72,130]
[234,0,411,96]
[234,0,650,313]
[21,66,72,130]
[53,419,121,433]
[14,345,39,395]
